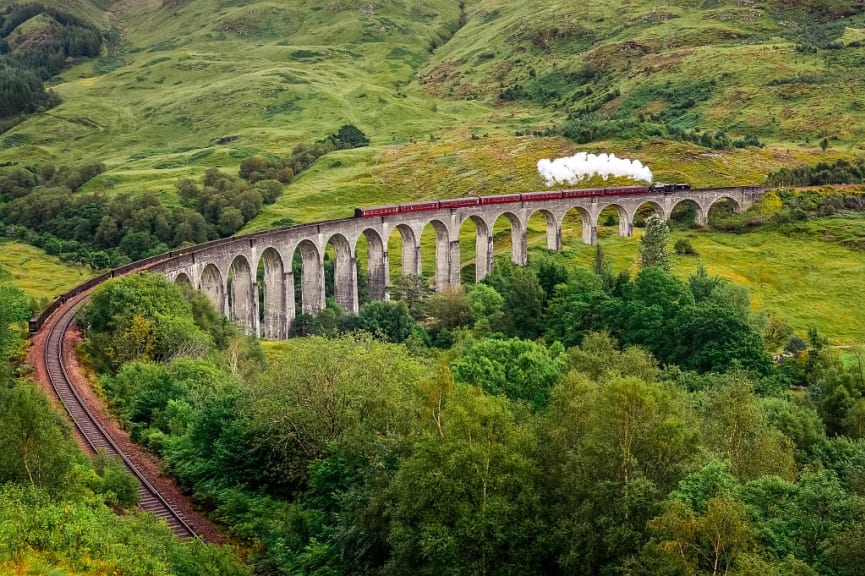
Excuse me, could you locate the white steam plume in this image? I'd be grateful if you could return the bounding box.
[537,152,653,186]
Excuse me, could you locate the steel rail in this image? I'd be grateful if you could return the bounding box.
[43,292,198,539]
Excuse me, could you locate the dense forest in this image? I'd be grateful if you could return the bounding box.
[59,200,865,575]
[0,124,369,268]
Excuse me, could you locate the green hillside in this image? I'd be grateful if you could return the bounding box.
[2,0,865,334]
[1,0,864,222]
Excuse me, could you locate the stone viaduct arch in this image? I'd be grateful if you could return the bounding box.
[151,186,765,338]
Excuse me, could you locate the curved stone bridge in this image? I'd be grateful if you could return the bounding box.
[149,186,765,339]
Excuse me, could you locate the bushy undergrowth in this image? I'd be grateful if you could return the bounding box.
[76,256,865,575]
[0,271,248,574]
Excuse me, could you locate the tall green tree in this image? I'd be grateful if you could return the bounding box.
[542,372,699,572]
[502,267,545,339]
[242,334,424,493]
[389,384,545,576]
[451,337,566,410]
[81,273,213,372]
[701,374,796,481]
[592,242,615,293]
[387,274,432,320]
[639,214,671,271]
[0,382,77,495]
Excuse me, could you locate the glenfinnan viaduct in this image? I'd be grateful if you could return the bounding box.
[148,186,764,339]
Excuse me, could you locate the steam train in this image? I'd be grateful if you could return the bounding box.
[353,182,691,218]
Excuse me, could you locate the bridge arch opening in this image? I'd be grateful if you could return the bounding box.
[360,228,387,302]
[388,224,420,284]
[457,215,491,284]
[491,211,527,266]
[596,204,630,239]
[633,201,665,229]
[707,197,741,228]
[561,206,590,245]
[228,255,255,335]
[256,247,286,339]
[174,272,193,289]
[323,234,356,314]
[420,219,453,291]
[293,240,325,316]
[200,264,224,315]
[670,199,706,229]
[527,209,558,252]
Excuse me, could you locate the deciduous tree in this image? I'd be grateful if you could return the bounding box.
[639,214,671,271]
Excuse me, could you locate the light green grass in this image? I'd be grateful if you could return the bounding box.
[545,223,865,346]
[0,240,94,302]
[4,0,865,213]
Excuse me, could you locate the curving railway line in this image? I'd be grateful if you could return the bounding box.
[39,289,198,540]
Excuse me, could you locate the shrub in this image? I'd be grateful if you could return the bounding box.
[674,238,698,256]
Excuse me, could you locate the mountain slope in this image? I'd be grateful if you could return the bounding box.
[0,0,863,228]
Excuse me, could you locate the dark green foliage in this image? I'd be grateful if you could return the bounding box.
[0,162,229,266]
[673,238,697,256]
[766,159,865,186]
[352,300,418,343]
[639,214,671,270]
[664,125,763,150]
[0,484,250,575]
[389,385,546,576]
[544,267,609,348]
[501,266,545,339]
[592,242,615,293]
[0,61,60,117]
[534,256,568,304]
[236,125,369,188]
[329,124,370,149]
[0,4,105,120]
[0,281,30,368]
[81,273,213,372]
[387,274,433,320]
[80,257,865,575]
[0,161,283,268]
[238,155,293,184]
[664,303,772,374]
[688,262,720,302]
[0,381,77,495]
[451,337,566,409]
[92,451,140,507]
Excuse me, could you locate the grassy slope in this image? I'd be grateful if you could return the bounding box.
[0,239,92,301]
[425,0,865,144]
[537,219,865,345]
[2,0,863,216]
[2,0,865,341]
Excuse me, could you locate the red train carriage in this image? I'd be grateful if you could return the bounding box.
[521,191,564,202]
[602,186,651,196]
[355,205,400,218]
[439,197,480,210]
[399,200,440,213]
[562,188,602,199]
[480,193,523,205]
[353,184,693,218]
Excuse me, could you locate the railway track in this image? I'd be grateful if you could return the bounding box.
[43,294,198,540]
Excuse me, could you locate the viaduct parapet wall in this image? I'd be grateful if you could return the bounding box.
[148,186,765,339]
